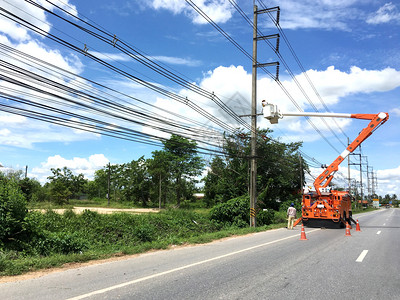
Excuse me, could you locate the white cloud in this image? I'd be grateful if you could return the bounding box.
[89,51,202,67]
[151,0,187,14]
[305,164,400,198]
[140,64,400,146]
[378,165,400,180]
[390,107,400,116]
[0,128,11,136]
[0,114,26,124]
[0,113,100,148]
[151,0,235,24]
[149,0,364,29]
[39,0,78,17]
[377,165,400,196]
[152,55,201,67]
[16,40,83,74]
[0,0,83,74]
[366,2,400,24]
[89,51,132,62]
[0,0,49,42]
[257,65,399,141]
[0,0,77,41]
[262,0,360,30]
[31,154,109,183]
[303,66,400,101]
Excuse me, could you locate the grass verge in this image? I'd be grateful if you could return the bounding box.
[0,209,286,277]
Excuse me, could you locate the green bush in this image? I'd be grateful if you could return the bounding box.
[0,204,283,276]
[135,224,156,242]
[273,211,287,224]
[35,231,88,255]
[0,176,28,247]
[210,196,274,228]
[210,196,250,228]
[256,209,274,226]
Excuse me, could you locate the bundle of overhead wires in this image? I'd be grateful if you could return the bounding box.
[0,0,358,188]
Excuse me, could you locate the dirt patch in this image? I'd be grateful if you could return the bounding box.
[32,207,160,214]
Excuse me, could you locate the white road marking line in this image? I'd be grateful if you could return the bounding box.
[377,231,381,235]
[67,228,320,300]
[383,223,386,226]
[356,250,369,262]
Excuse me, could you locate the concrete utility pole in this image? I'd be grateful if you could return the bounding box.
[347,138,351,195]
[299,152,303,198]
[107,162,111,206]
[250,5,258,227]
[250,5,280,227]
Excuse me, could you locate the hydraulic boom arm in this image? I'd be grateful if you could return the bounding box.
[313,112,389,194]
[261,102,389,195]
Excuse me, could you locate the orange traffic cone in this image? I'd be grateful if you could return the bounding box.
[300,224,307,240]
[356,219,361,231]
[345,222,351,236]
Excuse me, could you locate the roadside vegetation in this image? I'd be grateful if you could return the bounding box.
[0,132,395,276]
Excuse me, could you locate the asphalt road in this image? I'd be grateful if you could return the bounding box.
[1,208,399,300]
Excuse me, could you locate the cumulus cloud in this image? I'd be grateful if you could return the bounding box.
[149,0,369,30]
[142,64,400,143]
[304,66,400,101]
[0,0,83,74]
[15,40,83,74]
[259,0,360,31]
[377,165,400,196]
[306,164,400,198]
[0,0,49,42]
[378,165,400,180]
[0,112,100,148]
[366,2,400,24]
[150,0,235,24]
[0,0,77,41]
[31,154,109,183]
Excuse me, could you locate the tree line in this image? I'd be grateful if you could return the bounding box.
[2,130,309,212]
[4,130,397,211]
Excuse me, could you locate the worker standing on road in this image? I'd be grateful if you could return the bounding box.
[287,203,297,229]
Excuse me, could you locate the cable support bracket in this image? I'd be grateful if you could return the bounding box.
[256,33,280,54]
[112,34,118,47]
[256,6,280,26]
[83,44,89,56]
[256,61,280,81]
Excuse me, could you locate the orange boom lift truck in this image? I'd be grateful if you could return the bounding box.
[262,102,389,228]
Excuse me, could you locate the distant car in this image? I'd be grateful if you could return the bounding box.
[386,204,390,208]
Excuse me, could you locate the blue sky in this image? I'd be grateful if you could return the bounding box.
[0,0,399,197]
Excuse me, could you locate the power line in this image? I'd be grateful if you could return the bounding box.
[0,4,239,133]
[186,0,344,155]
[232,1,347,151]
[255,0,349,142]
[19,0,251,131]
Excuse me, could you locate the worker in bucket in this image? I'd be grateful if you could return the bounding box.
[287,203,297,229]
